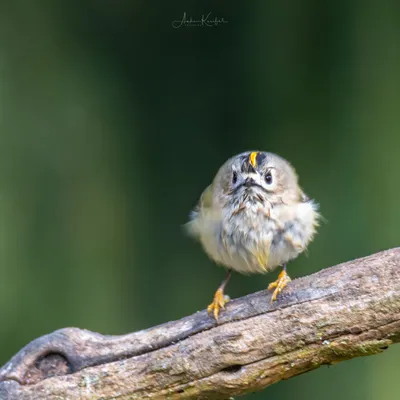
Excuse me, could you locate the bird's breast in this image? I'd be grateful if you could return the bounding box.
[199,201,318,275]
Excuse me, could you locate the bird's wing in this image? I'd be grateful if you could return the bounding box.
[199,184,213,210]
[184,185,213,238]
[300,189,310,202]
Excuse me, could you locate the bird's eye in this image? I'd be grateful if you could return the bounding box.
[265,172,273,184]
[232,171,238,184]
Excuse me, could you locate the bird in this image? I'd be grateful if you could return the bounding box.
[185,151,320,320]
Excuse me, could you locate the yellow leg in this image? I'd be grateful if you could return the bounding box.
[207,270,231,321]
[268,266,291,302]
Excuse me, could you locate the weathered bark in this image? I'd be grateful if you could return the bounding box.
[1,248,399,399]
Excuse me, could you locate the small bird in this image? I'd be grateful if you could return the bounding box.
[186,151,320,320]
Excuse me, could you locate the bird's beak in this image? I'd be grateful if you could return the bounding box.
[244,177,256,187]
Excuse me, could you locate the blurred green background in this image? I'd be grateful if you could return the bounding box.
[0,1,399,399]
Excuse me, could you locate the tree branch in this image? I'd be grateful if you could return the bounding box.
[1,248,399,399]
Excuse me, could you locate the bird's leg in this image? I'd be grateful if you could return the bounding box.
[268,264,291,302]
[207,270,232,321]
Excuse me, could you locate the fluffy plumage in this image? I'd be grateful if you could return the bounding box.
[186,151,319,275]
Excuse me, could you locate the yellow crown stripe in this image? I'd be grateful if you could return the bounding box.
[249,152,258,168]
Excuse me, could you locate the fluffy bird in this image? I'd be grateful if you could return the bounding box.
[186,151,320,320]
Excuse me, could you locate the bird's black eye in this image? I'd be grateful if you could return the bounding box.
[265,172,273,184]
[232,171,238,184]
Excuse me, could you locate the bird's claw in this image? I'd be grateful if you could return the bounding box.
[268,269,291,302]
[207,288,229,321]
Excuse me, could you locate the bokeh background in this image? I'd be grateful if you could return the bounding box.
[1,1,399,399]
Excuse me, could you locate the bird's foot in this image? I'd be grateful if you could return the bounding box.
[207,288,230,321]
[268,269,291,302]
